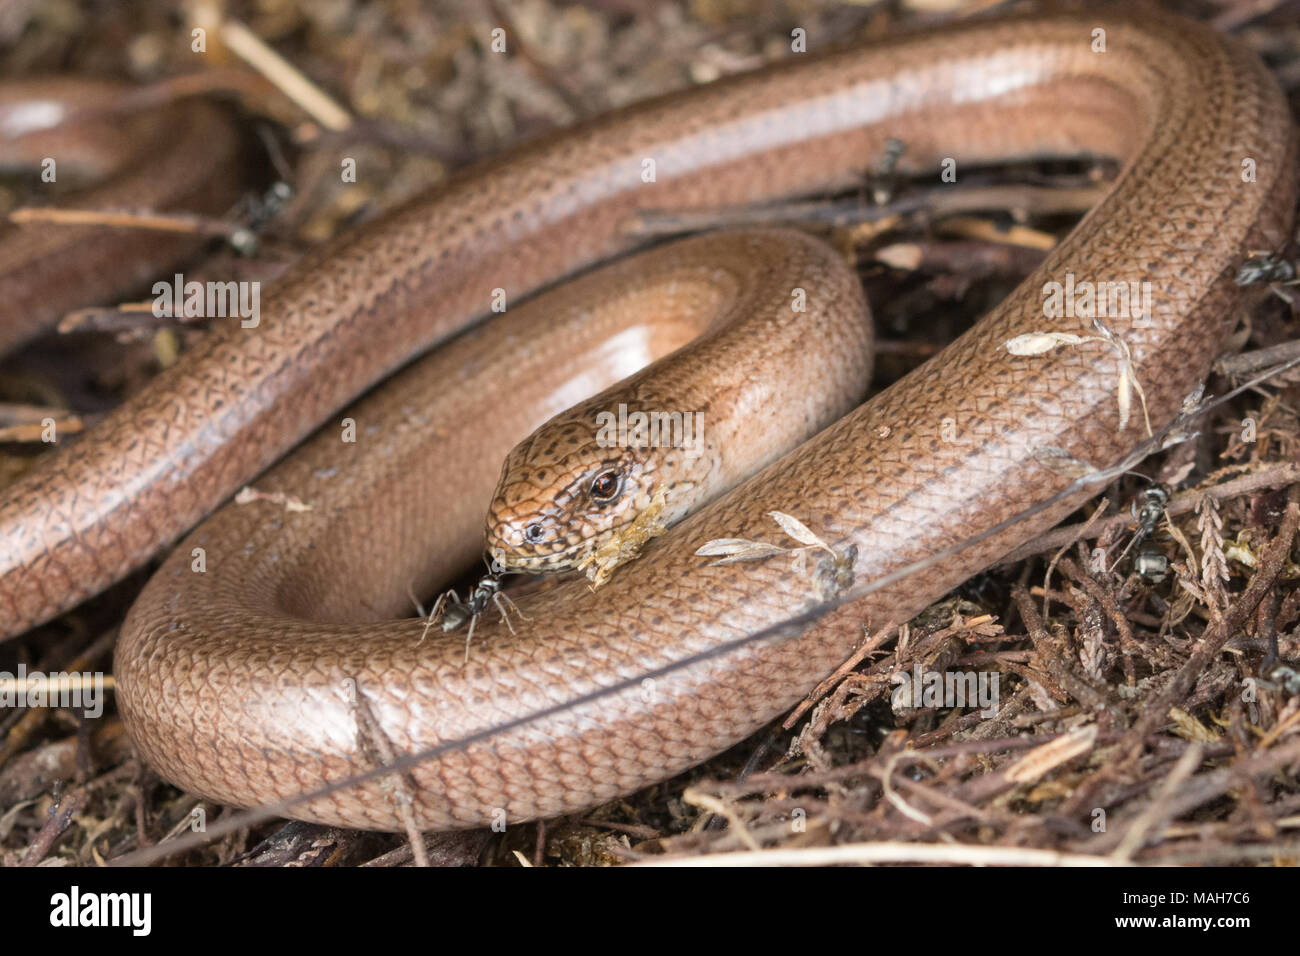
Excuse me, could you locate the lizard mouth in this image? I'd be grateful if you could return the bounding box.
[485,536,592,575]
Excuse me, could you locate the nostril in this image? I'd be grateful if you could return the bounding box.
[524,523,546,543]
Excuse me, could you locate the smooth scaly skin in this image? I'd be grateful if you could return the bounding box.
[482,232,873,573]
[4,13,1296,829]
[0,79,249,356]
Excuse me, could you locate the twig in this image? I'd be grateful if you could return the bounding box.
[219,19,353,131]
[484,0,588,118]
[0,417,85,443]
[1214,340,1300,381]
[1000,463,1300,564]
[8,206,236,237]
[626,184,1105,237]
[0,629,117,768]
[1084,738,1300,854]
[1013,586,1122,728]
[1111,742,1203,861]
[782,622,898,729]
[633,841,1125,867]
[350,687,429,867]
[681,789,761,852]
[1043,497,1108,620]
[1056,558,1140,686]
[19,787,84,866]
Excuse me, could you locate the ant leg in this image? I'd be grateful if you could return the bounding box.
[1105,533,1141,576]
[491,592,517,635]
[420,589,456,645]
[463,612,478,663]
[493,590,529,632]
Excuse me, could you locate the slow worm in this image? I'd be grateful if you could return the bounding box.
[0,13,1293,830]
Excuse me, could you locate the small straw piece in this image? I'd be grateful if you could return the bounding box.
[219,19,353,132]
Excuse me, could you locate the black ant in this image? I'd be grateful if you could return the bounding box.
[1259,660,1300,697]
[1235,252,1297,287]
[414,557,527,661]
[1110,483,1170,582]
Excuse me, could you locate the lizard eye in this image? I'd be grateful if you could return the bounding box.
[589,470,620,502]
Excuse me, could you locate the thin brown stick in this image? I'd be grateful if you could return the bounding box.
[218,19,352,131]
[485,0,588,118]
[19,787,85,866]
[1013,586,1123,729]
[1000,463,1300,564]
[1111,741,1203,861]
[1214,340,1300,380]
[350,688,429,867]
[783,622,898,729]
[0,629,118,769]
[626,184,1105,237]
[9,206,236,237]
[1043,497,1109,620]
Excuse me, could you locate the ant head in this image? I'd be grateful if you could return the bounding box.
[1143,483,1170,506]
